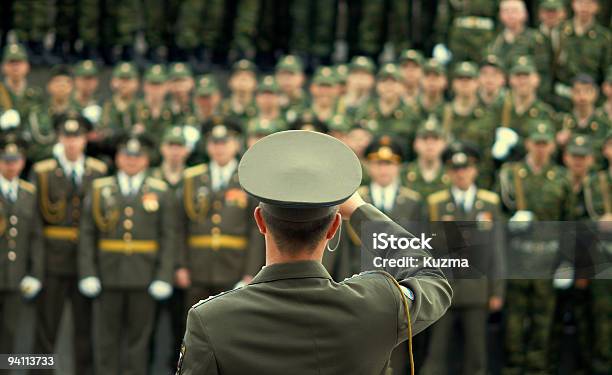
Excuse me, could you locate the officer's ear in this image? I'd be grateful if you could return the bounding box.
[254,206,267,235]
[324,212,342,240]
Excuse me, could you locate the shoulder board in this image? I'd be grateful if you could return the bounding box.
[85,157,108,174]
[476,189,500,205]
[192,287,241,309]
[427,189,450,206]
[18,179,35,194]
[146,177,168,192]
[399,187,422,201]
[184,164,208,179]
[33,159,58,174]
[93,176,115,189]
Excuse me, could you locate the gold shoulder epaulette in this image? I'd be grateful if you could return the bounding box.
[477,189,500,205]
[184,164,208,179]
[399,187,421,202]
[18,179,35,194]
[146,177,168,191]
[86,157,108,174]
[427,189,450,206]
[93,176,115,189]
[33,159,58,174]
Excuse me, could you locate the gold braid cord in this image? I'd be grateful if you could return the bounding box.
[92,186,119,232]
[0,84,12,111]
[512,165,527,211]
[39,171,66,224]
[183,175,209,223]
[501,94,512,128]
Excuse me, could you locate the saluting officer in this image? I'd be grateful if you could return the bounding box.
[78,133,176,375]
[177,130,452,374]
[178,120,265,309]
[0,133,43,353]
[30,113,107,375]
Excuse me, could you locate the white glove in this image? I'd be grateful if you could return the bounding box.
[432,43,452,66]
[552,263,574,290]
[0,109,21,130]
[492,141,511,160]
[79,276,102,298]
[148,280,173,300]
[508,210,535,232]
[183,125,200,152]
[20,276,42,299]
[82,105,102,125]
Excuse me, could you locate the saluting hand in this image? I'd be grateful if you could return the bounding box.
[338,191,366,221]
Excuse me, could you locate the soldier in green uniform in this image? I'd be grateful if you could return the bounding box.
[0,134,43,353]
[557,74,610,168]
[288,0,337,66]
[177,129,452,375]
[78,133,176,375]
[443,62,497,188]
[553,0,612,111]
[478,54,507,111]
[178,121,265,309]
[254,75,287,129]
[535,0,567,106]
[413,59,448,124]
[275,55,307,120]
[397,49,424,107]
[298,66,343,125]
[71,60,101,114]
[220,60,258,128]
[355,63,418,148]
[498,121,574,375]
[193,75,222,125]
[168,63,197,127]
[30,114,107,375]
[402,118,450,198]
[434,0,499,63]
[0,43,42,124]
[343,56,376,120]
[245,118,283,148]
[599,67,612,122]
[423,142,505,375]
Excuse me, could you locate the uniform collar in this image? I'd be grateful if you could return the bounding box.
[250,260,332,285]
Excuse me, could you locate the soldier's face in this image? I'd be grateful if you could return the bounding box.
[0,158,24,180]
[499,1,527,29]
[1,61,29,80]
[60,134,87,160]
[160,143,189,165]
[539,8,566,28]
[510,73,539,95]
[229,72,257,93]
[144,82,168,102]
[414,136,446,160]
[207,138,240,166]
[116,153,149,176]
[449,166,477,190]
[563,152,593,175]
[400,63,422,85]
[526,140,555,160]
[275,71,304,93]
[112,78,139,97]
[195,94,221,115]
[75,76,99,95]
[572,83,598,107]
[368,160,400,187]
[310,84,337,103]
[478,67,505,93]
[47,76,74,99]
[169,78,194,96]
[572,0,598,20]
[256,92,280,112]
[452,77,478,98]
[376,79,401,99]
[421,73,447,94]
[347,71,374,92]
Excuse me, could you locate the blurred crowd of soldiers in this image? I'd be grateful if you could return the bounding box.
[0,0,611,374]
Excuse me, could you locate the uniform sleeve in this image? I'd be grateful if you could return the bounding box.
[178,308,219,375]
[157,189,177,283]
[78,193,98,279]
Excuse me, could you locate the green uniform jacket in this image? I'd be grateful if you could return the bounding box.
[0,180,44,291]
[355,99,418,150]
[402,162,450,199]
[178,204,452,375]
[358,184,426,222]
[32,157,108,276]
[78,175,176,288]
[178,163,265,285]
[427,188,505,306]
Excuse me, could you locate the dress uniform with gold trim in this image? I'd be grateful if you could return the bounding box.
[78,134,176,375]
[30,114,107,375]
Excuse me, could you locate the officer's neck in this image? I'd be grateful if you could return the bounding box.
[574,16,594,34]
[5,77,26,94]
[422,91,443,109]
[512,92,536,112]
[526,154,550,173]
[0,173,18,184]
[453,95,477,115]
[74,90,94,106]
[573,105,594,123]
[265,241,325,266]
[418,157,441,171]
[569,170,588,192]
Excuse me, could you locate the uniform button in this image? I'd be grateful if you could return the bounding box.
[9,228,18,237]
[211,214,221,224]
[211,227,221,235]
[123,233,132,241]
[124,207,134,217]
[7,251,16,261]
[9,215,18,225]
[8,240,16,249]
[213,201,222,210]
[124,220,133,230]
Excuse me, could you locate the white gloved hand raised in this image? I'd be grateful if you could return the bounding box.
[79,276,102,298]
[508,210,535,232]
[432,44,452,66]
[0,109,21,130]
[495,127,519,147]
[492,141,511,160]
[148,280,173,300]
[552,263,574,290]
[82,105,102,125]
[20,276,42,299]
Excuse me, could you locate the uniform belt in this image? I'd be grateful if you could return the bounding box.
[98,239,159,253]
[454,16,494,30]
[189,235,247,250]
[44,226,79,241]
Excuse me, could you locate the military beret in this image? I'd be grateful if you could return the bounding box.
[0,132,27,161]
[416,116,444,137]
[349,56,375,74]
[566,134,593,156]
[510,56,536,75]
[195,74,220,96]
[117,133,155,156]
[257,75,280,93]
[528,121,555,142]
[232,59,257,73]
[202,119,242,141]
[169,62,193,80]
[453,61,479,79]
[480,54,505,71]
[442,141,480,168]
[144,64,167,83]
[113,62,138,79]
[275,55,304,73]
[398,49,424,66]
[238,130,362,222]
[377,63,401,80]
[365,135,404,163]
[74,60,98,77]
[2,43,27,63]
[423,59,446,75]
[54,112,93,135]
[312,66,337,86]
[162,126,187,145]
[247,118,282,137]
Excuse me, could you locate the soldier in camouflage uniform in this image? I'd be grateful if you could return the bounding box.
[553,0,612,111]
[413,59,448,124]
[443,62,497,188]
[275,55,307,121]
[343,56,376,120]
[178,121,265,308]
[397,49,424,107]
[423,142,505,375]
[0,134,43,353]
[220,59,258,128]
[30,114,107,375]
[78,133,176,375]
[288,0,337,66]
[434,0,499,63]
[402,118,450,198]
[478,54,507,111]
[498,121,574,375]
